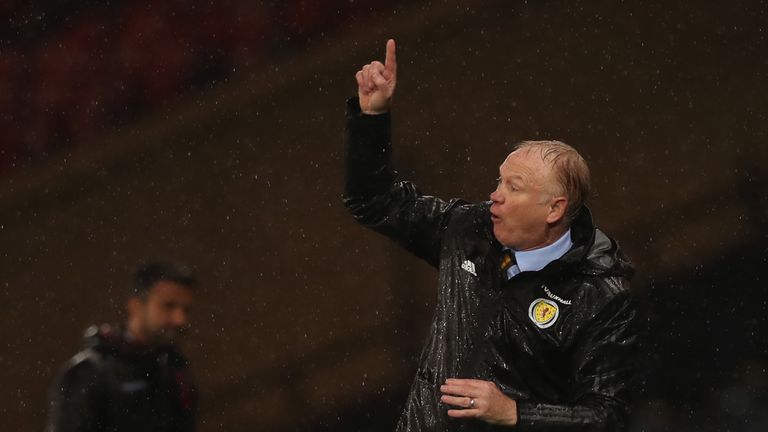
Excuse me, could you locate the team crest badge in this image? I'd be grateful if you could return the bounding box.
[528,298,559,329]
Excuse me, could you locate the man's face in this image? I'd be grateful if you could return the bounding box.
[129,280,194,345]
[489,148,560,250]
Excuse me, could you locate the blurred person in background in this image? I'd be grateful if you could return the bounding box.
[47,259,197,432]
[344,40,637,431]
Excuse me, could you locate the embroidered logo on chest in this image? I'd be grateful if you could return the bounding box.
[528,298,559,329]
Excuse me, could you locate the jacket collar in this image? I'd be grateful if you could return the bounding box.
[504,229,573,275]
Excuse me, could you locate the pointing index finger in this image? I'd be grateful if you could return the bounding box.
[384,39,397,75]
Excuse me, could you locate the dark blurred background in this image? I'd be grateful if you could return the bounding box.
[0,0,766,430]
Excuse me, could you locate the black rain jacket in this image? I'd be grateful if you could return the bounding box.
[343,98,637,431]
[47,324,196,432]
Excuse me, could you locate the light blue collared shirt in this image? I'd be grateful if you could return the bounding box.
[505,229,573,279]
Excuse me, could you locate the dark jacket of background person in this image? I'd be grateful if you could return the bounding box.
[343,98,638,431]
[47,324,196,432]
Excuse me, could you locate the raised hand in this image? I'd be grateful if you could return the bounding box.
[355,39,397,114]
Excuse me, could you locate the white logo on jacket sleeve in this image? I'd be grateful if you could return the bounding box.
[528,299,559,329]
[461,260,477,276]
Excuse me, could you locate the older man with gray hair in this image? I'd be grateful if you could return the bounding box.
[344,39,637,431]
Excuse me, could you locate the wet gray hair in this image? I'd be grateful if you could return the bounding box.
[515,140,591,224]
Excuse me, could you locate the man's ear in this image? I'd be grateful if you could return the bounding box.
[546,196,568,224]
[126,296,144,319]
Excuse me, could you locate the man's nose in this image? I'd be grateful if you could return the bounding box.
[490,187,501,203]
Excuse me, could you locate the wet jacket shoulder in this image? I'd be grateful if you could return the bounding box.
[47,342,106,432]
[47,324,196,432]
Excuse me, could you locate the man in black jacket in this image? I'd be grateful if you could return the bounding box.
[47,259,197,432]
[344,40,637,431]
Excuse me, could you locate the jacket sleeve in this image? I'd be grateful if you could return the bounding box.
[47,356,104,432]
[343,97,459,267]
[515,288,637,431]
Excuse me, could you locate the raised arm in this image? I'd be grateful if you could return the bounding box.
[344,39,460,267]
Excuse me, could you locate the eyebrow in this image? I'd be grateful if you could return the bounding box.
[500,173,525,183]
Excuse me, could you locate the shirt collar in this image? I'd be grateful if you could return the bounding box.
[506,229,573,274]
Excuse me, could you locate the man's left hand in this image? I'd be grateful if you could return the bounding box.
[440,378,518,426]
